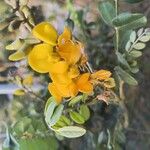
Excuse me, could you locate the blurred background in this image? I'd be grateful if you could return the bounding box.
[0,0,150,149]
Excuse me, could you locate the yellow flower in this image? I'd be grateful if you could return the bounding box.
[76,73,93,94]
[48,81,78,103]
[28,43,69,74]
[32,22,58,45]
[91,70,111,80]
[57,27,81,65]
[49,65,79,84]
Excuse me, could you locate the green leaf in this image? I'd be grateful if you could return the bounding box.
[130,31,136,43]
[112,13,147,30]
[139,35,150,42]
[125,41,131,51]
[45,98,57,124]
[49,104,64,126]
[6,39,23,50]
[44,97,55,115]
[120,30,132,51]
[8,51,26,61]
[19,137,58,150]
[137,28,144,36]
[124,0,144,4]
[59,115,71,126]
[98,1,116,26]
[68,95,83,106]
[69,111,85,124]
[54,120,67,128]
[129,50,142,57]
[133,42,146,50]
[130,67,139,74]
[130,60,137,67]
[115,66,138,85]
[116,52,130,69]
[57,126,86,138]
[79,105,90,121]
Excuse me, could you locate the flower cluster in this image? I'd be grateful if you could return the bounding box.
[9,22,115,103]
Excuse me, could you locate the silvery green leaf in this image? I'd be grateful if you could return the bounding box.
[98,1,116,26]
[44,97,55,115]
[45,98,57,124]
[112,13,147,31]
[129,50,142,58]
[130,60,137,67]
[139,35,150,42]
[137,28,144,37]
[145,28,150,34]
[133,42,146,50]
[115,66,138,86]
[116,52,131,69]
[125,41,131,51]
[130,31,136,43]
[130,67,139,74]
[57,126,86,138]
[49,104,64,126]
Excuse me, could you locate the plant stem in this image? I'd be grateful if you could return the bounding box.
[114,0,119,52]
[119,80,125,100]
[114,0,118,16]
[115,28,119,52]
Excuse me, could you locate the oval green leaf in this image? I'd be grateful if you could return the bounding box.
[115,66,138,86]
[79,105,90,121]
[45,98,57,124]
[49,104,64,126]
[68,95,83,106]
[112,13,147,31]
[98,1,116,26]
[133,42,146,50]
[129,50,142,57]
[57,126,86,138]
[69,111,85,124]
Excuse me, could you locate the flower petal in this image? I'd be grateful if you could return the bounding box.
[58,41,81,65]
[48,83,62,103]
[49,61,68,74]
[76,73,93,94]
[58,27,71,45]
[32,22,58,45]
[28,44,54,73]
[91,70,111,80]
[50,72,72,84]
[68,65,80,78]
